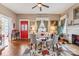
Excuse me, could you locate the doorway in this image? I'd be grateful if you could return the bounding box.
[19,19,28,40]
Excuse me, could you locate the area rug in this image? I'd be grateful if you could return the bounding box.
[22,44,78,56]
[22,48,30,56]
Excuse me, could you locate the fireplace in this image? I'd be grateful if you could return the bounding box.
[72,34,79,45]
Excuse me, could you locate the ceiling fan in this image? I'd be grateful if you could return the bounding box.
[32,3,49,11]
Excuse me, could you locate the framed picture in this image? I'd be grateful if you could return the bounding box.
[73,19,79,25]
[68,19,79,26]
[68,20,73,26]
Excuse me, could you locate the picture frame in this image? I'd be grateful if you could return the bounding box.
[68,20,73,26]
[72,19,79,25]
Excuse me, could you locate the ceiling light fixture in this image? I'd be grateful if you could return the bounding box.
[32,3,49,11]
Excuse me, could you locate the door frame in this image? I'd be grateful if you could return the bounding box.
[19,19,30,39]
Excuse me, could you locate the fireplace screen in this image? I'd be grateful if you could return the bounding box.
[72,34,79,45]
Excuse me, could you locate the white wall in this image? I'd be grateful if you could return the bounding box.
[0,4,16,23]
[67,25,79,34]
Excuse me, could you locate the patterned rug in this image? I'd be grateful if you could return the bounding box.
[22,48,30,56]
[22,44,78,56]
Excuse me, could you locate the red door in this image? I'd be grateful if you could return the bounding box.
[20,21,28,39]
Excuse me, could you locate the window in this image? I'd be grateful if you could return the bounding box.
[0,14,12,46]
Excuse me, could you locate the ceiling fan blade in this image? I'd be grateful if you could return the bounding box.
[41,4,49,8]
[32,5,38,9]
[40,7,42,11]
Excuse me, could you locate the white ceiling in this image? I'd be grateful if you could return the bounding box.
[1,3,75,14]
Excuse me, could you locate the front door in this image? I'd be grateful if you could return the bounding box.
[20,21,28,39]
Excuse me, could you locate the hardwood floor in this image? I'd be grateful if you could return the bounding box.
[1,40,29,56]
[1,39,79,56]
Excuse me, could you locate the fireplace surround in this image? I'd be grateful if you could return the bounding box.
[72,34,79,45]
